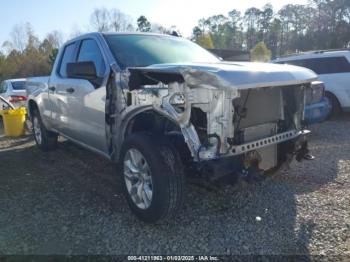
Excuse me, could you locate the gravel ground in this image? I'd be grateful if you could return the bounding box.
[0,116,349,256]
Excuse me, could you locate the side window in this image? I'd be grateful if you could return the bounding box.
[77,39,106,78]
[303,59,325,74]
[59,43,76,77]
[11,81,25,90]
[0,82,7,93]
[303,57,350,75]
[280,56,350,74]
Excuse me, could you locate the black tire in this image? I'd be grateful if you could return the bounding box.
[326,92,341,119]
[31,109,58,151]
[119,133,184,223]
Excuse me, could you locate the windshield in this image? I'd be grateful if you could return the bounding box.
[104,34,219,69]
[10,81,25,90]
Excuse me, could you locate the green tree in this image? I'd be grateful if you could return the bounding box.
[0,23,55,80]
[192,26,203,40]
[267,18,282,58]
[259,4,274,42]
[49,48,59,67]
[244,7,262,49]
[192,11,245,50]
[0,52,6,82]
[250,42,272,62]
[137,16,151,32]
[227,9,244,49]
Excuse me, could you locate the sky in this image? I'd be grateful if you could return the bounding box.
[0,0,309,48]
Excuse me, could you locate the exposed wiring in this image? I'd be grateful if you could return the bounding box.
[109,63,128,113]
[284,103,298,130]
[144,73,162,84]
[235,89,251,133]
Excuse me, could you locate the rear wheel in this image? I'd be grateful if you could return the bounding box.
[32,109,58,151]
[119,133,184,223]
[326,92,341,119]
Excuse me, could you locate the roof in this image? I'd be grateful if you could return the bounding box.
[63,32,184,49]
[102,32,175,37]
[68,32,179,42]
[5,78,26,82]
[276,49,350,61]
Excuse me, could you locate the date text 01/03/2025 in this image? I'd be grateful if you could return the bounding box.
[127,255,220,261]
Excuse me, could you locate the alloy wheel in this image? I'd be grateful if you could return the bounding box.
[123,148,153,209]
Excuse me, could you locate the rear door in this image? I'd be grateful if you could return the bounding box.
[63,38,109,153]
[48,42,79,136]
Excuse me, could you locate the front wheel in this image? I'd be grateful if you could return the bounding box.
[326,93,341,119]
[32,109,58,151]
[119,133,184,223]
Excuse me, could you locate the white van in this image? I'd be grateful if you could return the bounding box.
[273,50,350,117]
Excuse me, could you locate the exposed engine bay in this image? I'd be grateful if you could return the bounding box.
[106,62,316,180]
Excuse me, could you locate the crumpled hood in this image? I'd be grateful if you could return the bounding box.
[131,61,317,90]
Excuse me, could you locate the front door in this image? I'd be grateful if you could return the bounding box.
[64,39,109,153]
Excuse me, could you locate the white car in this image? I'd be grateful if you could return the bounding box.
[0,78,27,108]
[273,50,350,117]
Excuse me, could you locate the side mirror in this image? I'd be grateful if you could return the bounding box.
[66,61,97,80]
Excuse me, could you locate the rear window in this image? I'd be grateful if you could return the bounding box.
[281,56,350,75]
[10,81,25,90]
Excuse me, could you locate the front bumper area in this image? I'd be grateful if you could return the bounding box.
[198,129,311,183]
[230,129,310,156]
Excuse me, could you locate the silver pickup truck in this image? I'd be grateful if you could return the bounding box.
[27,33,317,223]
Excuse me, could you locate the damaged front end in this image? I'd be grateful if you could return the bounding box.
[107,62,317,182]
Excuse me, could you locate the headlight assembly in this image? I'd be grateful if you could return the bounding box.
[305,81,325,105]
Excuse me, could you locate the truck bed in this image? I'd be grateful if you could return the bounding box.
[26,76,49,98]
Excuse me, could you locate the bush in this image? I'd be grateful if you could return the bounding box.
[251,42,272,62]
[196,34,214,49]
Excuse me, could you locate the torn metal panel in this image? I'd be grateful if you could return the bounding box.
[107,62,316,164]
[127,62,317,90]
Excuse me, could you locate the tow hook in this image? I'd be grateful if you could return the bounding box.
[240,150,265,183]
[296,141,315,162]
[240,166,265,184]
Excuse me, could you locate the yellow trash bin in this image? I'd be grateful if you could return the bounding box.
[0,107,27,137]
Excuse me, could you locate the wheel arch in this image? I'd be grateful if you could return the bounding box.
[325,91,341,107]
[27,99,39,119]
[123,109,181,138]
[113,108,186,162]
